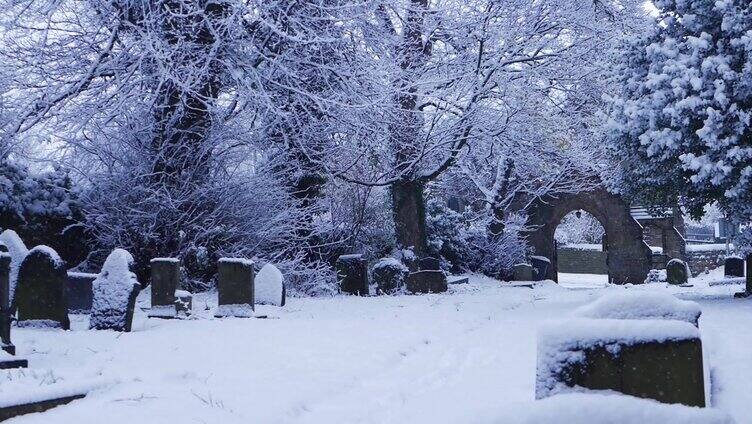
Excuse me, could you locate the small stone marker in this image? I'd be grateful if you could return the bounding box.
[148,258,180,319]
[1,253,26,368]
[666,259,690,285]
[90,249,141,332]
[337,254,368,296]
[255,263,285,306]
[66,272,96,314]
[530,256,550,281]
[175,290,193,317]
[215,258,255,318]
[513,263,535,281]
[372,258,409,294]
[15,246,69,330]
[406,270,448,293]
[724,256,744,278]
[537,319,705,407]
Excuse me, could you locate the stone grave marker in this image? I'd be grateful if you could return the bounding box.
[724,256,744,278]
[215,258,255,317]
[66,272,96,314]
[15,246,69,330]
[256,263,285,306]
[148,258,180,319]
[371,258,409,294]
[537,319,705,407]
[90,249,141,332]
[406,270,448,294]
[666,259,690,285]
[1,253,27,368]
[513,263,535,281]
[530,256,550,281]
[337,254,368,296]
[175,290,193,317]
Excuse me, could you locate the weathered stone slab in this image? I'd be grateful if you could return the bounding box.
[530,256,550,281]
[215,258,254,318]
[372,258,409,294]
[537,319,704,407]
[66,272,96,314]
[406,270,448,294]
[255,263,285,306]
[666,258,690,285]
[15,246,69,330]
[148,258,180,319]
[0,392,86,421]
[1,254,15,356]
[90,249,140,332]
[448,276,469,285]
[513,263,535,281]
[724,256,744,278]
[337,254,368,296]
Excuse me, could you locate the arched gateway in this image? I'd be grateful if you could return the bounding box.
[526,188,652,284]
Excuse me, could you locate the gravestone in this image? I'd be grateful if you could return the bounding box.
[175,290,193,317]
[148,258,180,319]
[0,254,24,364]
[256,263,285,306]
[513,263,535,281]
[537,319,705,407]
[66,272,96,314]
[406,270,448,294]
[90,249,141,332]
[215,258,255,318]
[15,246,69,330]
[666,259,690,285]
[530,256,550,281]
[724,256,744,278]
[372,258,409,294]
[337,254,368,296]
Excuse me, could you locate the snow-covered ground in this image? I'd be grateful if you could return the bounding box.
[4,270,752,423]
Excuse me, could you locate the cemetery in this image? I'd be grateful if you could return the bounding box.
[1,0,751,423]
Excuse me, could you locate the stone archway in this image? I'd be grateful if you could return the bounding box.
[526,188,652,284]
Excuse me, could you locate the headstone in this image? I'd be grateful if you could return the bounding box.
[406,271,448,294]
[372,258,409,294]
[530,256,550,281]
[666,259,690,285]
[740,253,752,298]
[0,230,29,312]
[15,246,69,330]
[255,263,285,306]
[0,252,26,368]
[513,263,535,281]
[89,249,140,331]
[148,258,180,319]
[724,256,744,278]
[175,290,193,317]
[537,319,705,407]
[418,256,441,271]
[66,272,96,314]
[215,258,255,318]
[336,254,368,296]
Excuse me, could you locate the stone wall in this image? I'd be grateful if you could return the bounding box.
[557,247,608,274]
[686,250,726,276]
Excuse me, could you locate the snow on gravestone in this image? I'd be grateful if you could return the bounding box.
[90,249,141,332]
[148,258,180,319]
[15,246,69,330]
[666,258,690,285]
[0,230,29,310]
[255,263,285,307]
[574,291,702,327]
[216,258,255,318]
[371,258,409,294]
[536,318,705,407]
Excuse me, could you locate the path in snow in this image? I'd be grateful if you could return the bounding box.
[5,272,752,424]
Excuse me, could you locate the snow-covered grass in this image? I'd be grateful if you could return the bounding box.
[4,270,752,423]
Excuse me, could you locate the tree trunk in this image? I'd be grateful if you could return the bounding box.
[391,180,429,260]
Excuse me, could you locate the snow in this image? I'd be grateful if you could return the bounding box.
[147,305,176,318]
[0,369,101,409]
[3,270,752,423]
[687,244,734,252]
[218,258,254,267]
[573,291,702,324]
[529,255,550,263]
[27,245,64,268]
[0,229,29,303]
[561,243,601,251]
[215,303,255,318]
[90,249,140,331]
[150,258,180,263]
[255,263,284,306]
[491,392,734,424]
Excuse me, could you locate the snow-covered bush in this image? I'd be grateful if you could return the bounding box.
[555,211,605,245]
[0,161,87,267]
[644,269,668,284]
[371,258,409,294]
[90,249,141,332]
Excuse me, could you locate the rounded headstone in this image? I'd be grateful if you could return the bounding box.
[372,258,409,294]
[15,246,69,329]
[724,256,744,278]
[666,259,690,285]
[256,263,285,306]
[90,249,141,332]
